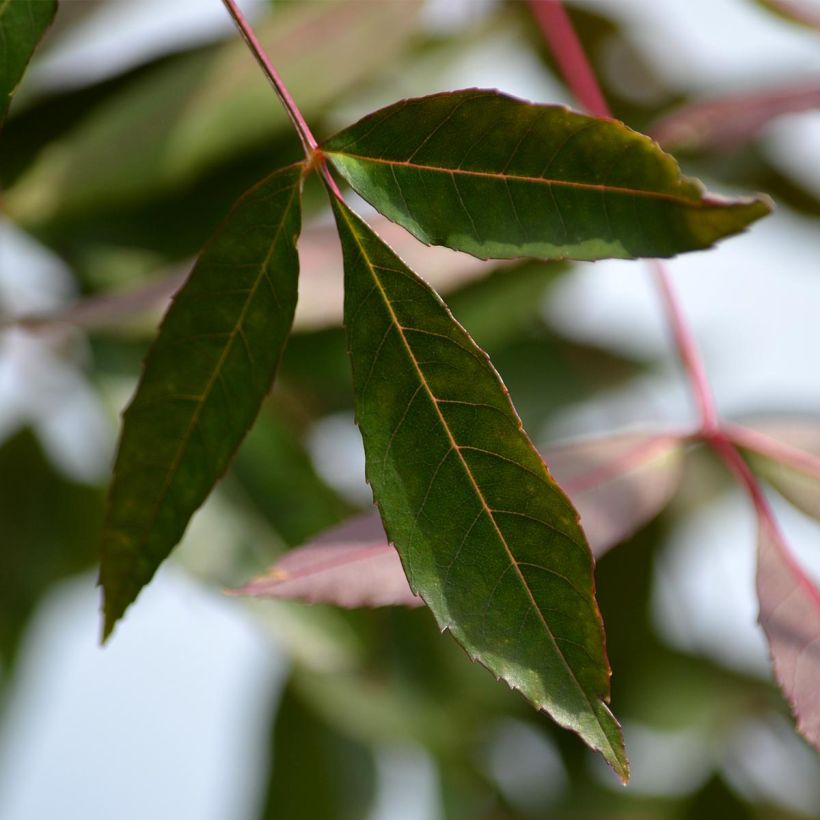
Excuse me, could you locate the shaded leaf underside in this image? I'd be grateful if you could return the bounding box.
[324,89,770,261]
[332,195,627,779]
[100,163,303,638]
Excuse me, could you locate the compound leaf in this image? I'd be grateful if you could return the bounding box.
[323,89,770,261]
[100,163,303,639]
[331,194,628,780]
[0,0,57,121]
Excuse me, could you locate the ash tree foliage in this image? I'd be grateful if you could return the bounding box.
[2,0,820,813]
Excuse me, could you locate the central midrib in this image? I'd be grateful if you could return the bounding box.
[112,174,298,560]
[328,151,716,208]
[342,206,618,759]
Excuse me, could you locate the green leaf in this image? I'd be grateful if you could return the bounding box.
[0,0,57,121]
[261,680,377,820]
[323,89,771,261]
[100,163,303,639]
[330,195,628,780]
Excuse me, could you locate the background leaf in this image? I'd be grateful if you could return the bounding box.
[260,680,377,820]
[0,0,57,121]
[756,515,820,751]
[331,195,628,779]
[546,431,686,557]
[5,0,420,225]
[323,89,770,262]
[729,419,820,520]
[233,513,422,608]
[650,82,820,152]
[100,163,303,638]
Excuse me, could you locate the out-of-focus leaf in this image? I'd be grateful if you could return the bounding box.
[231,408,352,547]
[100,163,302,639]
[651,83,820,152]
[753,0,820,30]
[0,0,57,121]
[331,195,628,780]
[729,419,820,520]
[4,214,496,335]
[756,515,820,751]
[6,0,420,224]
[546,432,686,557]
[323,89,770,262]
[261,680,377,820]
[0,428,103,666]
[234,514,422,608]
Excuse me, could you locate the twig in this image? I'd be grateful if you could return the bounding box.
[220,0,344,199]
[526,0,770,516]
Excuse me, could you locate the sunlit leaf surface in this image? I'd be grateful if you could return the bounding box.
[331,194,628,779]
[756,515,820,751]
[324,89,770,261]
[100,163,303,638]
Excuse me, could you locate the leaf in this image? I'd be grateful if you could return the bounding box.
[651,82,820,152]
[0,0,57,121]
[233,514,422,608]
[545,431,685,557]
[322,89,771,262]
[753,0,820,31]
[261,680,377,820]
[99,162,303,639]
[0,428,102,667]
[330,195,628,780]
[236,430,684,607]
[6,0,420,224]
[729,419,820,520]
[756,515,820,751]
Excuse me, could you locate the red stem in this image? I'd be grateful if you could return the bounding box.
[220,0,344,200]
[528,0,773,514]
[527,0,611,119]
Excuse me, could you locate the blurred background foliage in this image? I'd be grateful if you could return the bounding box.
[0,1,819,818]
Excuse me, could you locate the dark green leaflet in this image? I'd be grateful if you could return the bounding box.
[323,89,770,261]
[331,195,628,780]
[100,163,303,638]
[0,0,57,121]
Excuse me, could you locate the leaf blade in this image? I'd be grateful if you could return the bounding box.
[729,419,820,520]
[331,195,628,780]
[756,516,820,751]
[0,0,57,121]
[323,89,770,261]
[233,514,423,608]
[100,163,303,638]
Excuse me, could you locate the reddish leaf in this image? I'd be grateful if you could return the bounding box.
[232,514,422,608]
[729,419,820,520]
[651,82,820,152]
[236,431,684,607]
[546,432,685,557]
[756,515,820,751]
